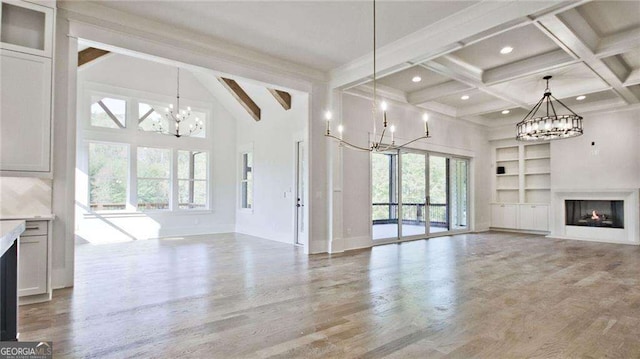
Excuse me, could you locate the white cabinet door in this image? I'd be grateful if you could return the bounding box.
[18,234,47,296]
[519,204,549,231]
[533,205,549,231]
[491,204,518,229]
[0,50,51,172]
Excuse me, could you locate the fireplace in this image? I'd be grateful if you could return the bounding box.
[565,200,624,228]
[550,189,638,245]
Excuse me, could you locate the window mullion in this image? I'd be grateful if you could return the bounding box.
[171,149,179,211]
[128,145,137,211]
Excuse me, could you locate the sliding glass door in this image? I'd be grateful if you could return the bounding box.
[429,155,449,234]
[372,149,469,242]
[450,158,468,231]
[371,151,398,241]
[400,152,427,238]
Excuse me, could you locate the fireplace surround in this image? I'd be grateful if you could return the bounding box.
[550,189,639,245]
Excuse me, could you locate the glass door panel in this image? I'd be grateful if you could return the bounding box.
[429,155,449,233]
[372,152,398,240]
[400,152,427,238]
[450,158,469,230]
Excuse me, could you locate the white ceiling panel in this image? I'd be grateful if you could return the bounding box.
[480,107,529,121]
[450,25,560,71]
[621,48,640,70]
[488,63,610,105]
[377,66,451,93]
[575,1,640,37]
[432,88,508,110]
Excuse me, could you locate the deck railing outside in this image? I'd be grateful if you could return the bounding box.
[372,202,447,228]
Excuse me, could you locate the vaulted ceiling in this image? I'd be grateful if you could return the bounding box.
[81,1,640,127]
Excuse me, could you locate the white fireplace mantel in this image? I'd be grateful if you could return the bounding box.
[548,188,639,245]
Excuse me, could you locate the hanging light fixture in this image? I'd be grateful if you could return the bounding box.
[324,0,431,152]
[516,75,583,141]
[155,68,203,138]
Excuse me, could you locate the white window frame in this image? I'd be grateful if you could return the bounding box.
[78,82,213,215]
[238,143,254,213]
[176,150,209,210]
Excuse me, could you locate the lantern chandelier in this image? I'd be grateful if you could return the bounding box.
[324,0,431,152]
[154,68,203,138]
[516,75,583,141]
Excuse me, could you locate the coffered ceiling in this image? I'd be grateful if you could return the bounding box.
[345,0,640,127]
[71,1,640,127]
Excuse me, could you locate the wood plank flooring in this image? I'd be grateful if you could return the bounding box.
[18,232,640,358]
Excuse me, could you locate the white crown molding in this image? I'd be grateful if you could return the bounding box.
[57,1,327,87]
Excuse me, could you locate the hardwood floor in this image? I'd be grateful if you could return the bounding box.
[18,232,640,358]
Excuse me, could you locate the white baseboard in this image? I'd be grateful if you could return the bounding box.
[343,235,373,251]
[547,235,640,246]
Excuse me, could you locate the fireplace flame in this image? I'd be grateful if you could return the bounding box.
[591,210,600,220]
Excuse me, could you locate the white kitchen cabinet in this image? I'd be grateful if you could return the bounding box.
[491,204,518,229]
[0,49,52,172]
[18,220,49,297]
[18,235,47,296]
[519,204,549,231]
[1,0,55,57]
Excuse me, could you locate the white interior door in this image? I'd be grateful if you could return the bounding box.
[295,141,306,245]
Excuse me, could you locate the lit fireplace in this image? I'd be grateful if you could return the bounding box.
[565,200,624,228]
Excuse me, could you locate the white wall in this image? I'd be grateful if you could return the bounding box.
[489,106,640,190]
[339,94,491,250]
[75,54,237,243]
[233,82,308,244]
[550,107,640,190]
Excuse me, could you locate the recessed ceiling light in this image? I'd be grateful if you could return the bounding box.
[500,46,513,54]
[502,110,510,115]
[576,95,586,101]
[460,95,470,100]
[412,76,422,83]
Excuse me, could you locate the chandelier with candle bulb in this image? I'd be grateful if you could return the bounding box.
[153,68,203,138]
[324,0,431,152]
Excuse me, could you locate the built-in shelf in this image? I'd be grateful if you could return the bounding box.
[494,142,551,207]
[525,156,551,160]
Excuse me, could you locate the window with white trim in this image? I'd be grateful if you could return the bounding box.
[137,147,171,210]
[88,142,128,211]
[178,150,208,209]
[240,152,253,209]
[80,84,212,212]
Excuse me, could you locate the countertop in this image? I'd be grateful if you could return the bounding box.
[0,220,25,256]
[0,214,55,221]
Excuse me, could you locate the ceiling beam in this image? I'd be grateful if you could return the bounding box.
[482,49,577,85]
[536,12,639,104]
[421,57,530,109]
[267,89,292,110]
[348,83,408,104]
[78,47,110,67]
[595,27,640,59]
[407,80,472,105]
[624,69,640,87]
[218,78,261,121]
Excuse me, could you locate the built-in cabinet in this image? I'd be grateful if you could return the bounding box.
[0,0,55,174]
[491,142,550,232]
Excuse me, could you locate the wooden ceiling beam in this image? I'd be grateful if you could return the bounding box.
[219,77,261,121]
[78,47,110,67]
[268,89,292,110]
